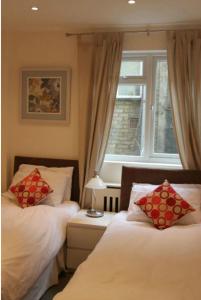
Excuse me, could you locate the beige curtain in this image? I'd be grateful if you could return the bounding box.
[167,30,201,170]
[78,33,123,207]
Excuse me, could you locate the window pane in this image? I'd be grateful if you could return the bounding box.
[120,60,143,77]
[153,60,178,154]
[106,85,145,156]
[117,84,143,99]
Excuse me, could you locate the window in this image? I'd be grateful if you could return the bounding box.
[105,51,180,165]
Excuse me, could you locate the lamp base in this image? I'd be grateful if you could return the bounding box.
[86,209,104,218]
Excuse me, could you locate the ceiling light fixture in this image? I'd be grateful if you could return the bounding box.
[128,0,136,4]
[31,6,39,11]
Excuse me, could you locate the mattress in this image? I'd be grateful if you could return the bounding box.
[54,212,201,300]
[1,194,79,300]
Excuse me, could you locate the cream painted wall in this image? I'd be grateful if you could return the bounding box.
[2,31,79,191]
[2,33,10,191]
[123,31,167,50]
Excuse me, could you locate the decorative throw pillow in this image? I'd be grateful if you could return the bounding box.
[6,165,74,206]
[19,164,74,201]
[10,168,53,208]
[135,180,195,229]
[127,183,201,224]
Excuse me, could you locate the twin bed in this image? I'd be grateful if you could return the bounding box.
[54,166,201,300]
[2,159,201,300]
[2,156,80,300]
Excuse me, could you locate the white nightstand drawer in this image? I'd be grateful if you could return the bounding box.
[67,248,91,269]
[66,210,116,269]
[67,226,105,250]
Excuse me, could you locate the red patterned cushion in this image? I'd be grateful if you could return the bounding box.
[10,168,53,208]
[135,180,195,229]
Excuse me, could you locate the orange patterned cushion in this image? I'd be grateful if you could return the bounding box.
[10,168,53,208]
[135,180,195,229]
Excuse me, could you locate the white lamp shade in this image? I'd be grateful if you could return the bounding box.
[85,175,106,190]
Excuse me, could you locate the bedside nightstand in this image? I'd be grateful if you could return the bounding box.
[66,209,115,269]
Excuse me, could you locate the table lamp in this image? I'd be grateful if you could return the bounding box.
[85,175,106,217]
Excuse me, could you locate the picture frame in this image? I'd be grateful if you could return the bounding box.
[21,68,71,124]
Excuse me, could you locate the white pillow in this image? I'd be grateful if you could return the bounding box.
[7,164,74,206]
[127,185,151,222]
[19,164,74,201]
[127,183,201,225]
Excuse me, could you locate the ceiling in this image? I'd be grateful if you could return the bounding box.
[2,0,201,33]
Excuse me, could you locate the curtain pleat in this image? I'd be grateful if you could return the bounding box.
[78,33,123,207]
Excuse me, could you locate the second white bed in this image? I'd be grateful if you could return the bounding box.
[54,212,201,300]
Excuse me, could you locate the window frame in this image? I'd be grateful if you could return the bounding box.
[105,50,181,166]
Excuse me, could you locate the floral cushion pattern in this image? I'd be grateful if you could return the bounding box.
[10,168,53,208]
[135,180,195,229]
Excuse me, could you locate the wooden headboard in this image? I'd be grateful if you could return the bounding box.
[14,156,80,202]
[120,166,201,211]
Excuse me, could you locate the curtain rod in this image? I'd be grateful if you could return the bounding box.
[65,27,201,37]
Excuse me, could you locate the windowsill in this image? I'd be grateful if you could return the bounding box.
[100,160,182,185]
[104,160,182,169]
[106,182,121,188]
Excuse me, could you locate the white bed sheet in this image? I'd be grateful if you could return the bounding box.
[54,212,201,300]
[1,194,79,300]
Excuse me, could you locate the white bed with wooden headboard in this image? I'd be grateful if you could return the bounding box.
[54,166,201,300]
[1,156,80,300]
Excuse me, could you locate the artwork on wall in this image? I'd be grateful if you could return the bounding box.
[21,68,71,124]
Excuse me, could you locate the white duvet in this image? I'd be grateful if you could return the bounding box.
[1,193,79,300]
[54,212,201,300]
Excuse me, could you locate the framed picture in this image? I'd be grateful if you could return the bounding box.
[21,68,71,124]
